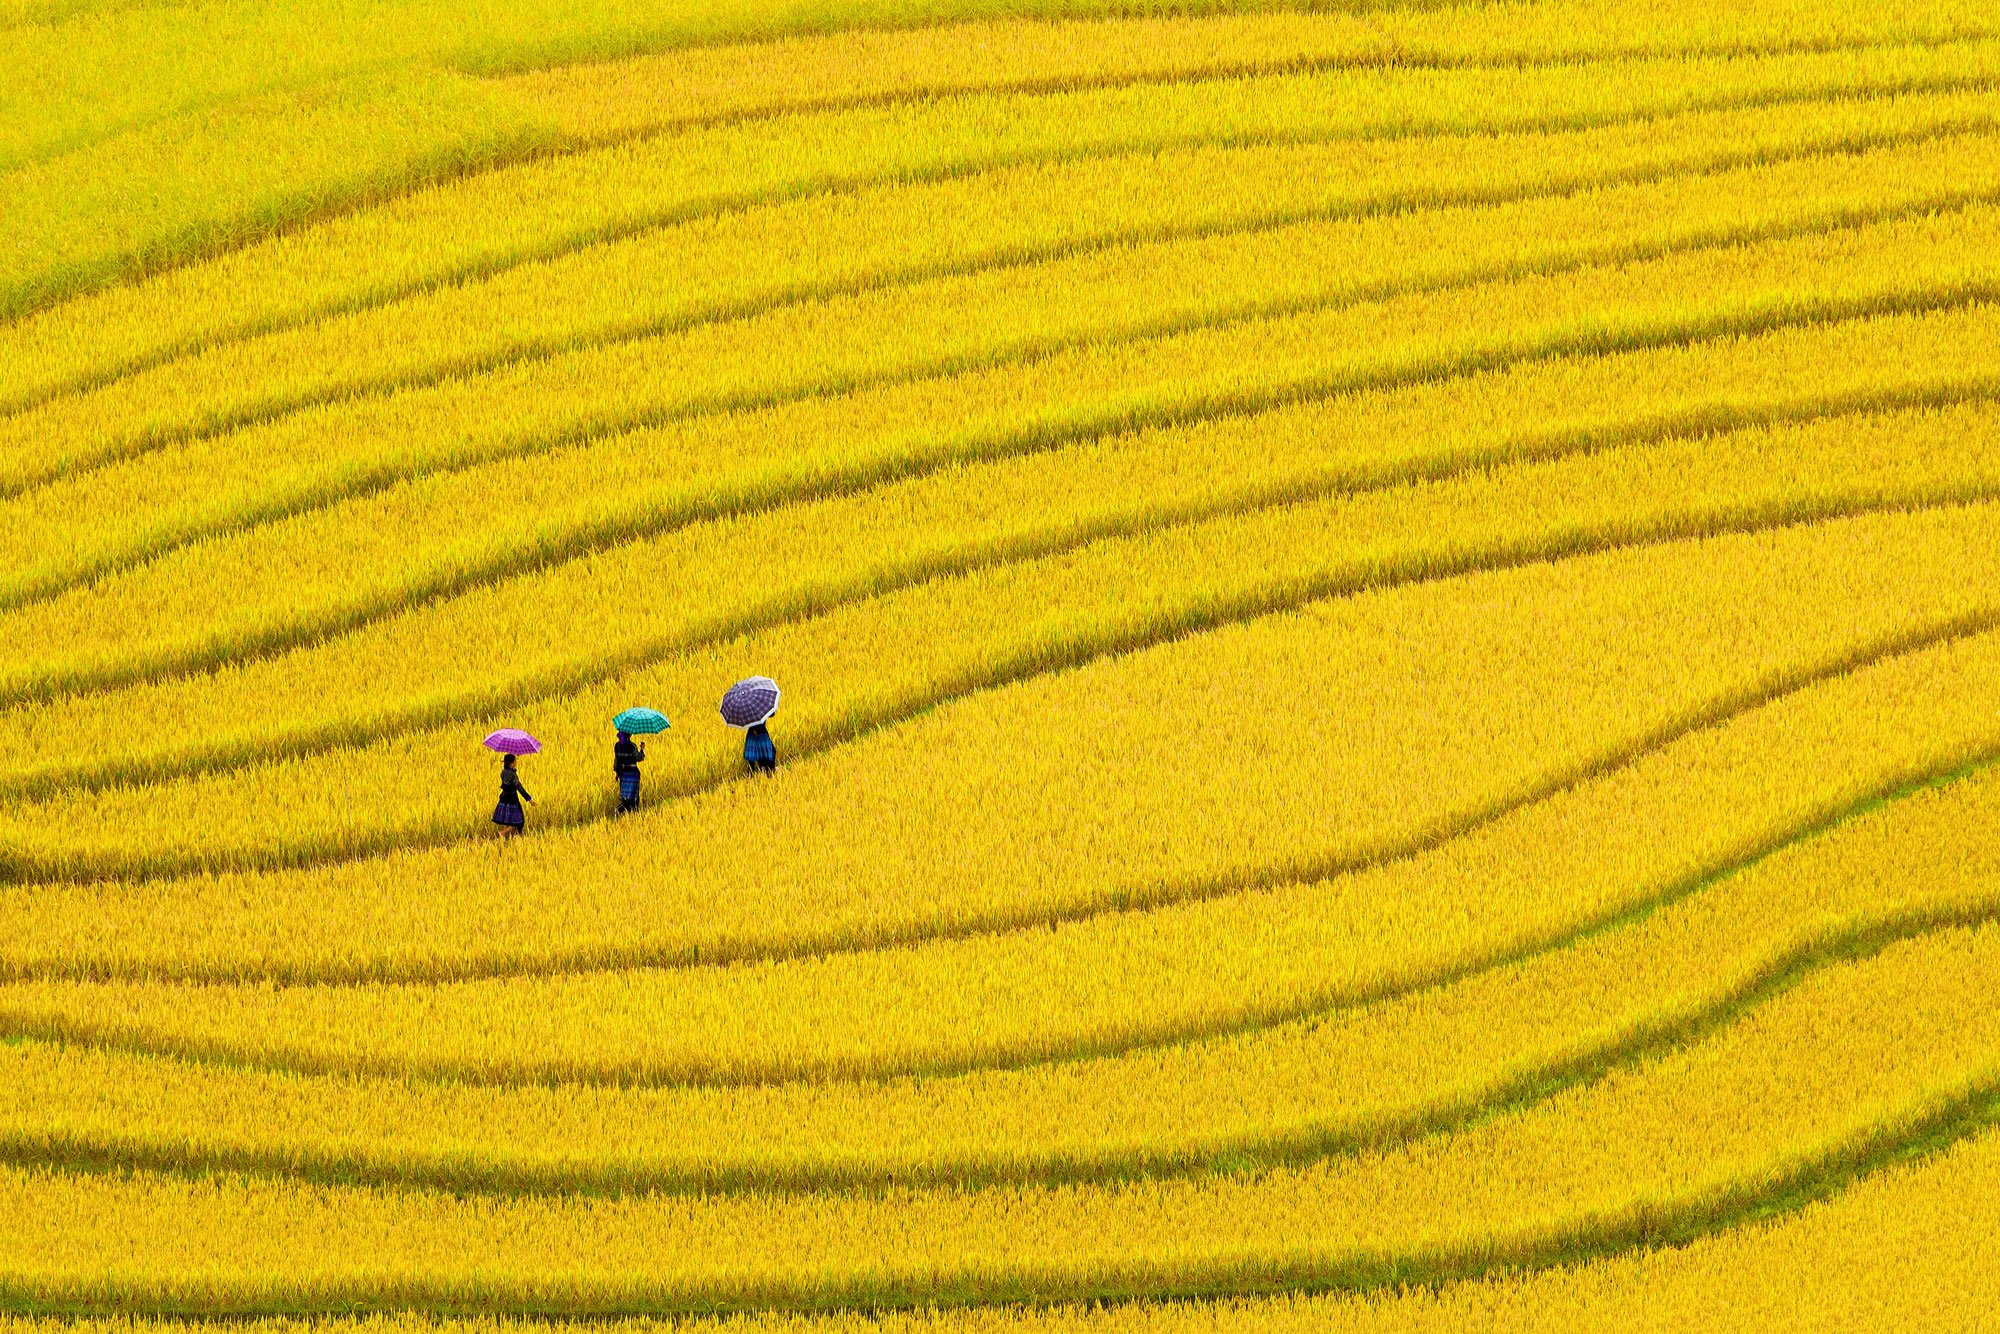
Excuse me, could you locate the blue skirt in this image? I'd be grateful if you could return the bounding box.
[619,771,642,801]
[493,799,524,827]
[744,734,776,769]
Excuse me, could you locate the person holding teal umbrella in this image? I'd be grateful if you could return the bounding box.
[612,707,669,813]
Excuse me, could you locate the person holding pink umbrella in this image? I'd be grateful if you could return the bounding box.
[484,729,540,835]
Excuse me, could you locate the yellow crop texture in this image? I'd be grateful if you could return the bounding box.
[3,1117,1999,1325]
[17,51,2000,494]
[4,749,2000,1192]
[19,82,2000,519]
[9,199,2000,704]
[10,111,2000,609]
[7,0,1987,395]
[9,1,2000,1326]
[506,0,2000,142]
[5,394,2000,881]
[0,920,1997,1311]
[5,297,1999,802]
[9,540,2000,1083]
[5,494,2000,982]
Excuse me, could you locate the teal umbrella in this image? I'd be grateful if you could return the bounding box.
[614,707,670,735]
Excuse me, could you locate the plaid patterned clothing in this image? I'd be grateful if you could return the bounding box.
[619,771,642,802]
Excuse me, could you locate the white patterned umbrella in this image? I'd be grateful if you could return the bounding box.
[719,676,780,728]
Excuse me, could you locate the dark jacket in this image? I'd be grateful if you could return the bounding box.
[614,738,645,773]
[499,768,532,805]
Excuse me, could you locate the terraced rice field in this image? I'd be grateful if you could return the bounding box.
[8,0,2000,1326]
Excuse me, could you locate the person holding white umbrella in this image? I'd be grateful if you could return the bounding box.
[721,676,780,774]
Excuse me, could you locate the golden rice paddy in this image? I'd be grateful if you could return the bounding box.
[5,0,2000,1327]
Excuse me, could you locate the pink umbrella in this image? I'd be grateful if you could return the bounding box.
[482,728,541,755]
